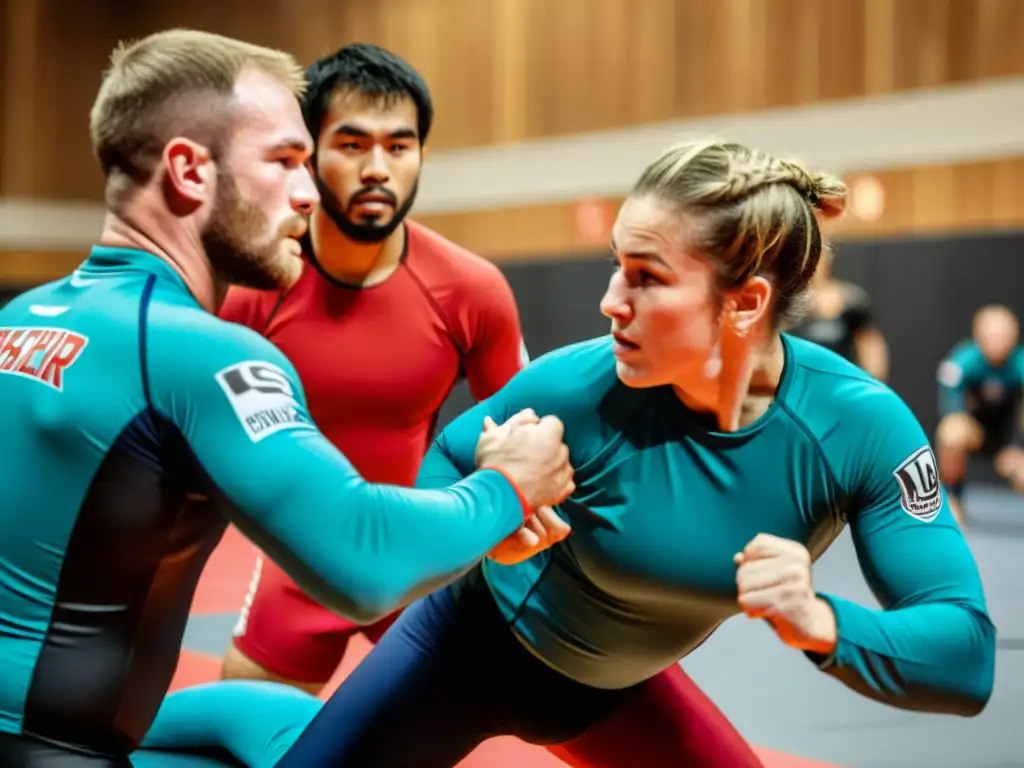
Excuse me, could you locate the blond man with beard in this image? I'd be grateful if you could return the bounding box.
[0,28,572,767]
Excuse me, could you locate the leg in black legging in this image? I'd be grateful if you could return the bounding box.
[278,569,640,768]
[276,576,502,768]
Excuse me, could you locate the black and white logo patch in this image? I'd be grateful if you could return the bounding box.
[892,446,942,521]
[215,360,314,443]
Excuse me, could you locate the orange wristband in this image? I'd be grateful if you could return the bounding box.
[481,464,532,522]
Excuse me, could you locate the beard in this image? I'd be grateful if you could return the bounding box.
[315,176,419,245]
[201,172,305,291]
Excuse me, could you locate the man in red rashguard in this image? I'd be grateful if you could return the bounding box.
[217,43,529,694]
[217,41,766,768]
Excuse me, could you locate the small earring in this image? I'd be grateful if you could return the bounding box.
[731,314,751,338]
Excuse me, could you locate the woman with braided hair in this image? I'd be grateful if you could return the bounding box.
[135,139,993,768]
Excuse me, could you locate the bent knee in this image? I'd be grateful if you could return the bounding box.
[220,641,323,696]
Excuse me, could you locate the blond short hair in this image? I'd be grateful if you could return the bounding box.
[631,139,849,329]
[90,28,306,207]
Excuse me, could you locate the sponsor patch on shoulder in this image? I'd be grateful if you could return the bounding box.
[215,360,315,443]
[892,446,942,522]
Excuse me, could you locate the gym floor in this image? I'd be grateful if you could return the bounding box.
[176,482,1020,768]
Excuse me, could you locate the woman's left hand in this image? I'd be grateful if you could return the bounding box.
[735,533,837,655]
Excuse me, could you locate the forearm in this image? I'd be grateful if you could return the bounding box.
[232,468,526,623]
[813,594,995,716]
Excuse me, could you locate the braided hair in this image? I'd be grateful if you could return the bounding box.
[630,140,849,329]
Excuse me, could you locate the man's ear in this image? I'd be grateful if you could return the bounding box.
[163,138,215,211]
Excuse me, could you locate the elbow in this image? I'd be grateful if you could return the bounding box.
[338,601,394,626]
[291,558,405,625]
[341,580,405,625]
[956,692,990,719]
[329,561,467,623]
[312,568,404,625]
[312,589,396,626]
[960,622,997,718]
[939,609,997,718]
[938,680,992,719]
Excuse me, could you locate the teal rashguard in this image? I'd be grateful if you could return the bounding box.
[414,334,995,700]
[0,246,527,765]
[263,334,995,768]
[937,339,1024,502]
[937,339,1024,447]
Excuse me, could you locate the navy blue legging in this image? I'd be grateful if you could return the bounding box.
[276,568,643,768]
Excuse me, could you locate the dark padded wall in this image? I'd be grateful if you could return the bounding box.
[439,230,1024,439]
[828,231,1024,438]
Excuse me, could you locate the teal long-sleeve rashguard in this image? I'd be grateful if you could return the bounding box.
[418,334,996,712]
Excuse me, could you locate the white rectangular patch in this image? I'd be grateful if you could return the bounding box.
[215,360,315,443]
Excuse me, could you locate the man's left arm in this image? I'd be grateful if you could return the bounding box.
[459,262,529,401]
[816,394,995,715]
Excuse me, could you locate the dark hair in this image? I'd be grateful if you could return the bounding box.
[302,43,434,144]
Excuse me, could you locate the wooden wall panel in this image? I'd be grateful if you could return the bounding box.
[0,249,82,284]
[5,156,1024,285]
[1,0,122,200]
[3,0,1024,201]
[412,156,1024,260]
[328,0,1024,147]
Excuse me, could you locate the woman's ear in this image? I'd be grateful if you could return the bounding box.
[725,276,772,336]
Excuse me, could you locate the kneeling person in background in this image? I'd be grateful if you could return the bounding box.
[936,304,1024,524]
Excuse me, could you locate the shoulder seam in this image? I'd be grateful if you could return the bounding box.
[793,359,881,387]
[260,289,291,335]
[402,260,466,359]
[780,355,868,503]
[778,400,847,504]
[137,274,157,410]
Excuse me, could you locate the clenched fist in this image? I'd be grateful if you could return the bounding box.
[489,506,572,565]
[480,413,573,565]
[474,408,576,513]
[735,533,837,655]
